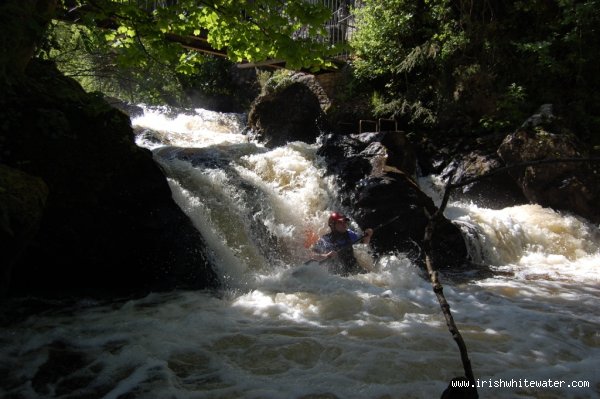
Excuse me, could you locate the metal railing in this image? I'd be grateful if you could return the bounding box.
[307,0,355,43]
[359,119,399,133]
[299,0,355,58]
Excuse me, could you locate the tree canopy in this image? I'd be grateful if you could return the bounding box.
[61,0,341,72]
[350,0,600,141]
[28,0,346,105]
[5,0,599,143]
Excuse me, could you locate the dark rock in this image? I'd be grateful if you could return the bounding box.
[497,105,600,223]
[289,71,332,112]
[0,60,218,298]
[0,164,48,297]
[247,81,325,148]
[441,151,527,209]
[318,132,468,268]
[355,172,467,267]
[318,131,417,187]
[104,96,144,118]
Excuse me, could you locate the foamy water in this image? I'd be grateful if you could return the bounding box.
[1,106,598,399]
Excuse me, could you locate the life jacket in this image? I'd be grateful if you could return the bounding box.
[312,230,363,275]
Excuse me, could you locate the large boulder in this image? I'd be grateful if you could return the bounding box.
[0,0,56,77]
[0,60,218,298]
[317,132,468,268]
[247,81,325,148]
[497,105,600,223]
[318,131,418,189]
[0,165,48,297]
[440,151,527,209]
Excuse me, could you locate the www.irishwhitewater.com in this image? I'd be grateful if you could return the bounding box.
[452,378,591,389]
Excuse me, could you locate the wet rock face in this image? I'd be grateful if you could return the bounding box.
[440,151,527,210]
[247,82,325,148]
[0,60,218,298]
[318,132,468,268]
[498,105,600,223]
[0,164,48,297]
[353,173,467,268]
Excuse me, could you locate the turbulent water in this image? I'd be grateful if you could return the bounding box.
[1,106,599,399]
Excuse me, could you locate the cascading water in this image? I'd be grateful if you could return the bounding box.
[1,106,598,399]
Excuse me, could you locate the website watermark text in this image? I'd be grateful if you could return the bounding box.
[452,378,590,389]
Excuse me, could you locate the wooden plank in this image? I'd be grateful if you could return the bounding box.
[236,59,287,68]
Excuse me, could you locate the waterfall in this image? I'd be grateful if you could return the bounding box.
[420,174,600,281]
[1,105,598,399]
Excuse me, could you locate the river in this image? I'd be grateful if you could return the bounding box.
[1,105,598,399]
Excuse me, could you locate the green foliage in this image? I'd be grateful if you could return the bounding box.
[350,0,457,127]
[39,21,186,105]
[350,0,600,138]
[176,56,259,111]
[38,1,344,105]
[63,0,339,73]
[370,91,436,126]
[261,70,295,95]
[256,69,273,92]
[480,83,528,132]
[178,57,234,97]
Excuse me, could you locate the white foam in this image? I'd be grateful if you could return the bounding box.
[132,105,247,149]
[2,106,598,399]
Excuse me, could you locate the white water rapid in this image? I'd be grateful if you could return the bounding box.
[1,106,599,399]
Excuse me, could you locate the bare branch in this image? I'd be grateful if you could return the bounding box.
[450,157,600,190]
[423,168,478,395]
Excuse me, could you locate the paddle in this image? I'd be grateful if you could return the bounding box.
[303,214,402,265]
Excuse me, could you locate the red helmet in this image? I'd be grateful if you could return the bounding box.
[328,212,349,227]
